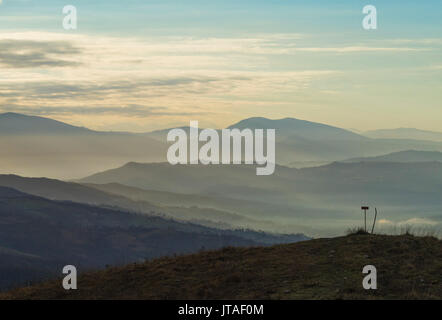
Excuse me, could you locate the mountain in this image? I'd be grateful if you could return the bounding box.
[228,117,367,141]
[79,161,442,236]
[364,128,442,142]
[3,233,440,299]
[0,174,299,233]
[3,113,442,177]
[344,150,442,163]
[144,117,442,167]
[0,186,307,291]
[0,174,159,212]
[82,182,284,231]
[227,118,442,167]
[80,161,442,205]
[0,112,93,135]
[0,113,167,179]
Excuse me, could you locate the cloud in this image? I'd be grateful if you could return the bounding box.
[378,218,439,226]
[387,38,442,45]
[399,218,439,226]
[0,104,205,118]
[378,219,394,225]
[3,31,427,130]
[0,76,243,100]
[295,46,427,53]
[0,39,81,68]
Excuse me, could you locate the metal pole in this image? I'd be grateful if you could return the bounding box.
[364,209,367,232]
[371,208,378,234]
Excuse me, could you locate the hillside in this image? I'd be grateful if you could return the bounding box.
[0,175,297,234]
[0,112,93,135]
[228,117,366,141]
[2,234,440,300]
[0,186,307,291]
[79,161,442,236]
[0,113,167,179]
[343,150,442,163]
[364,128,442,142]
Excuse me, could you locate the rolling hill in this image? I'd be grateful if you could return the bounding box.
[364,128,442,142]
[227,118,442,167]
[228,117,367,141]
[0,113,167,179]
[0,174,297,233]
[0,186,307,291]
[79,161,442,236]
[2,233,440,300]
[0,112,94,135]
[80,161,442,206]
[343,150,442,163]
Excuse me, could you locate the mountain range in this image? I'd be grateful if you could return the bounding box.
[0,113,167,179]
[78,161,442,236]
[3,113,442,178]
[344,150,442,163]
[364,128,442,142]
[1,112,442,294]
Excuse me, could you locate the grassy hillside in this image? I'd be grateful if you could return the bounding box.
[0,186,307,291]
[2,234,440,300]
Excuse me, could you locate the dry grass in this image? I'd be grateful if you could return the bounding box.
[1,234,441,300]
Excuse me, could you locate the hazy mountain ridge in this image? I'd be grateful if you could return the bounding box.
[0,113,167,179]
[364,128,442,142]
[0,174,297,233]
[343,150,442,163]
[3,112,442,235]
[79,161,442,235]
[0,113,93,135]
[228,117,367,141]
[3,113,442,177]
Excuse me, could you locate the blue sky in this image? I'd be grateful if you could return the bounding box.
[0,0,441,131]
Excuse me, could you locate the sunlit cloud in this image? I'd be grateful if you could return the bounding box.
[0,39,81,68]
[379,218,439,226]
[0,30,439,131]
[0,104,206,117]
[295,46,428,53]
[0,32,339,128]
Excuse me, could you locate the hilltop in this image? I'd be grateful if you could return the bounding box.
[2,234,440,300]
[0,186,306,291]
[343,150,442,163]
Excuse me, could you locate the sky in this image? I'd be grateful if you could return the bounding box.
[0,0,441,132]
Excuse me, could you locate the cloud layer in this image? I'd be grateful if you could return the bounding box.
[0,31,440,131]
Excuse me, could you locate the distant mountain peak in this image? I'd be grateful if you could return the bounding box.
[228,117,366,141]
[0,112,92,135]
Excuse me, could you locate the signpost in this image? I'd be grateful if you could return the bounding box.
[361,206,369,232]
